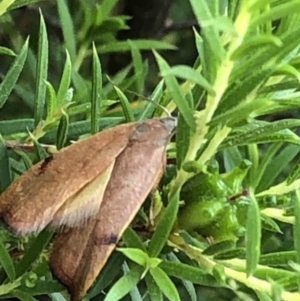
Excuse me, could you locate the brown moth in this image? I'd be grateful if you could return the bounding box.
[0,117,176,301]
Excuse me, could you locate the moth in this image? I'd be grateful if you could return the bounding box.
[0,117,176,301]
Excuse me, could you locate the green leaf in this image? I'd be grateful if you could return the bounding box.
[0,46,16,56]
[213,248,246,260]
[163,253,199,301]
[45,81,57,120]
[10,158,27,175]
[0,37,28,109]
[231,34,283,60]
[57,50,72,106]
[123,227,146,251]
[258,144,300,192]
[246,192,261,276]
[56,110,69,150]
[0,119,34,136]
[15,150,33,171]
[11,280,65,296]
[34,13,48,126]
[294,190,300,264]
[11,290,38,301]
[87,252,125,299]
[287,156,300,185]
[189,0,225,62]
[145,274,163,301]
[181,279,197,301]
[15,230,54,278]
[104,265,143,301]
[0,241,15,281]
[97,40,176,54]
[251,1,300,27]
[102,64,132,96]
[176,93,193,169]
[259,251,297,267]
[117,248,149,267]
[154,51,195,130]
[114,86,135,122]
[232,27,300,80]
[138,80,164,120]
[148,193,179,258]
[101,0,122,20]
[261,214,282,233]
[0,135,11,192]
[212,264,226,285]
[222,119,300,149]
[210,99,274,127]
[217,68,275,115]
[129,40,145,94]
[193,27,216,84]
[29,134,48,161]
[252,143,282,190]
[160,259,218,286]
[71,70,89,101]
[162,65,215,96]
[91,43,102,134]
[202,240,236,256]
[4,0,45,12]
[150,266,180,301]
[57,0,76,61]
[41,117,125,144]
[256,290,274,301]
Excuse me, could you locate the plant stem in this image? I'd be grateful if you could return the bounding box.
[170,2,253,197]
[169,237,300,301]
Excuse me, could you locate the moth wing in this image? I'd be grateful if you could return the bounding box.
[50,118,174,301]
[50,160,115,229]
[0,123,136,234]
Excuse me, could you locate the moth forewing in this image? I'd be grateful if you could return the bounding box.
[0,123,136,235]
[50,160,115,228]
[50,118,176,301]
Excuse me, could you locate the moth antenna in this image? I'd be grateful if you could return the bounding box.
[125,89,172,117]
[105,75,172,117]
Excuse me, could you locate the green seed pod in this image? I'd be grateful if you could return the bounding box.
[200,204,245,243]
[178,197,227,231]
[222,159,252,194]
[180,172,227,205]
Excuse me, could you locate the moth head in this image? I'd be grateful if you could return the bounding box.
[160,116,177,135]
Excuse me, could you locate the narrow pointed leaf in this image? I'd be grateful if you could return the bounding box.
[294,190,300,264]
[150,266,180,301]
[154,51,195,130]
[56,110,69,150]
[246,192,261,276]
[34,13,48,126]
[91,43,102,134]
[0,136,11,192]
[117,248,148,267]
[123,227,146,251]
[114,86,135,122]
[104,265,143,301]
[0,241,15,281]
[148,193,179,258]
[145,274,163,301]
[15,230,54,278]
[57,0,76,61]
[57,50,72,106]
[0,38,29,109]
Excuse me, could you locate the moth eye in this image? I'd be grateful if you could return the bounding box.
[130,123,150,140]
[135,123,149,133]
